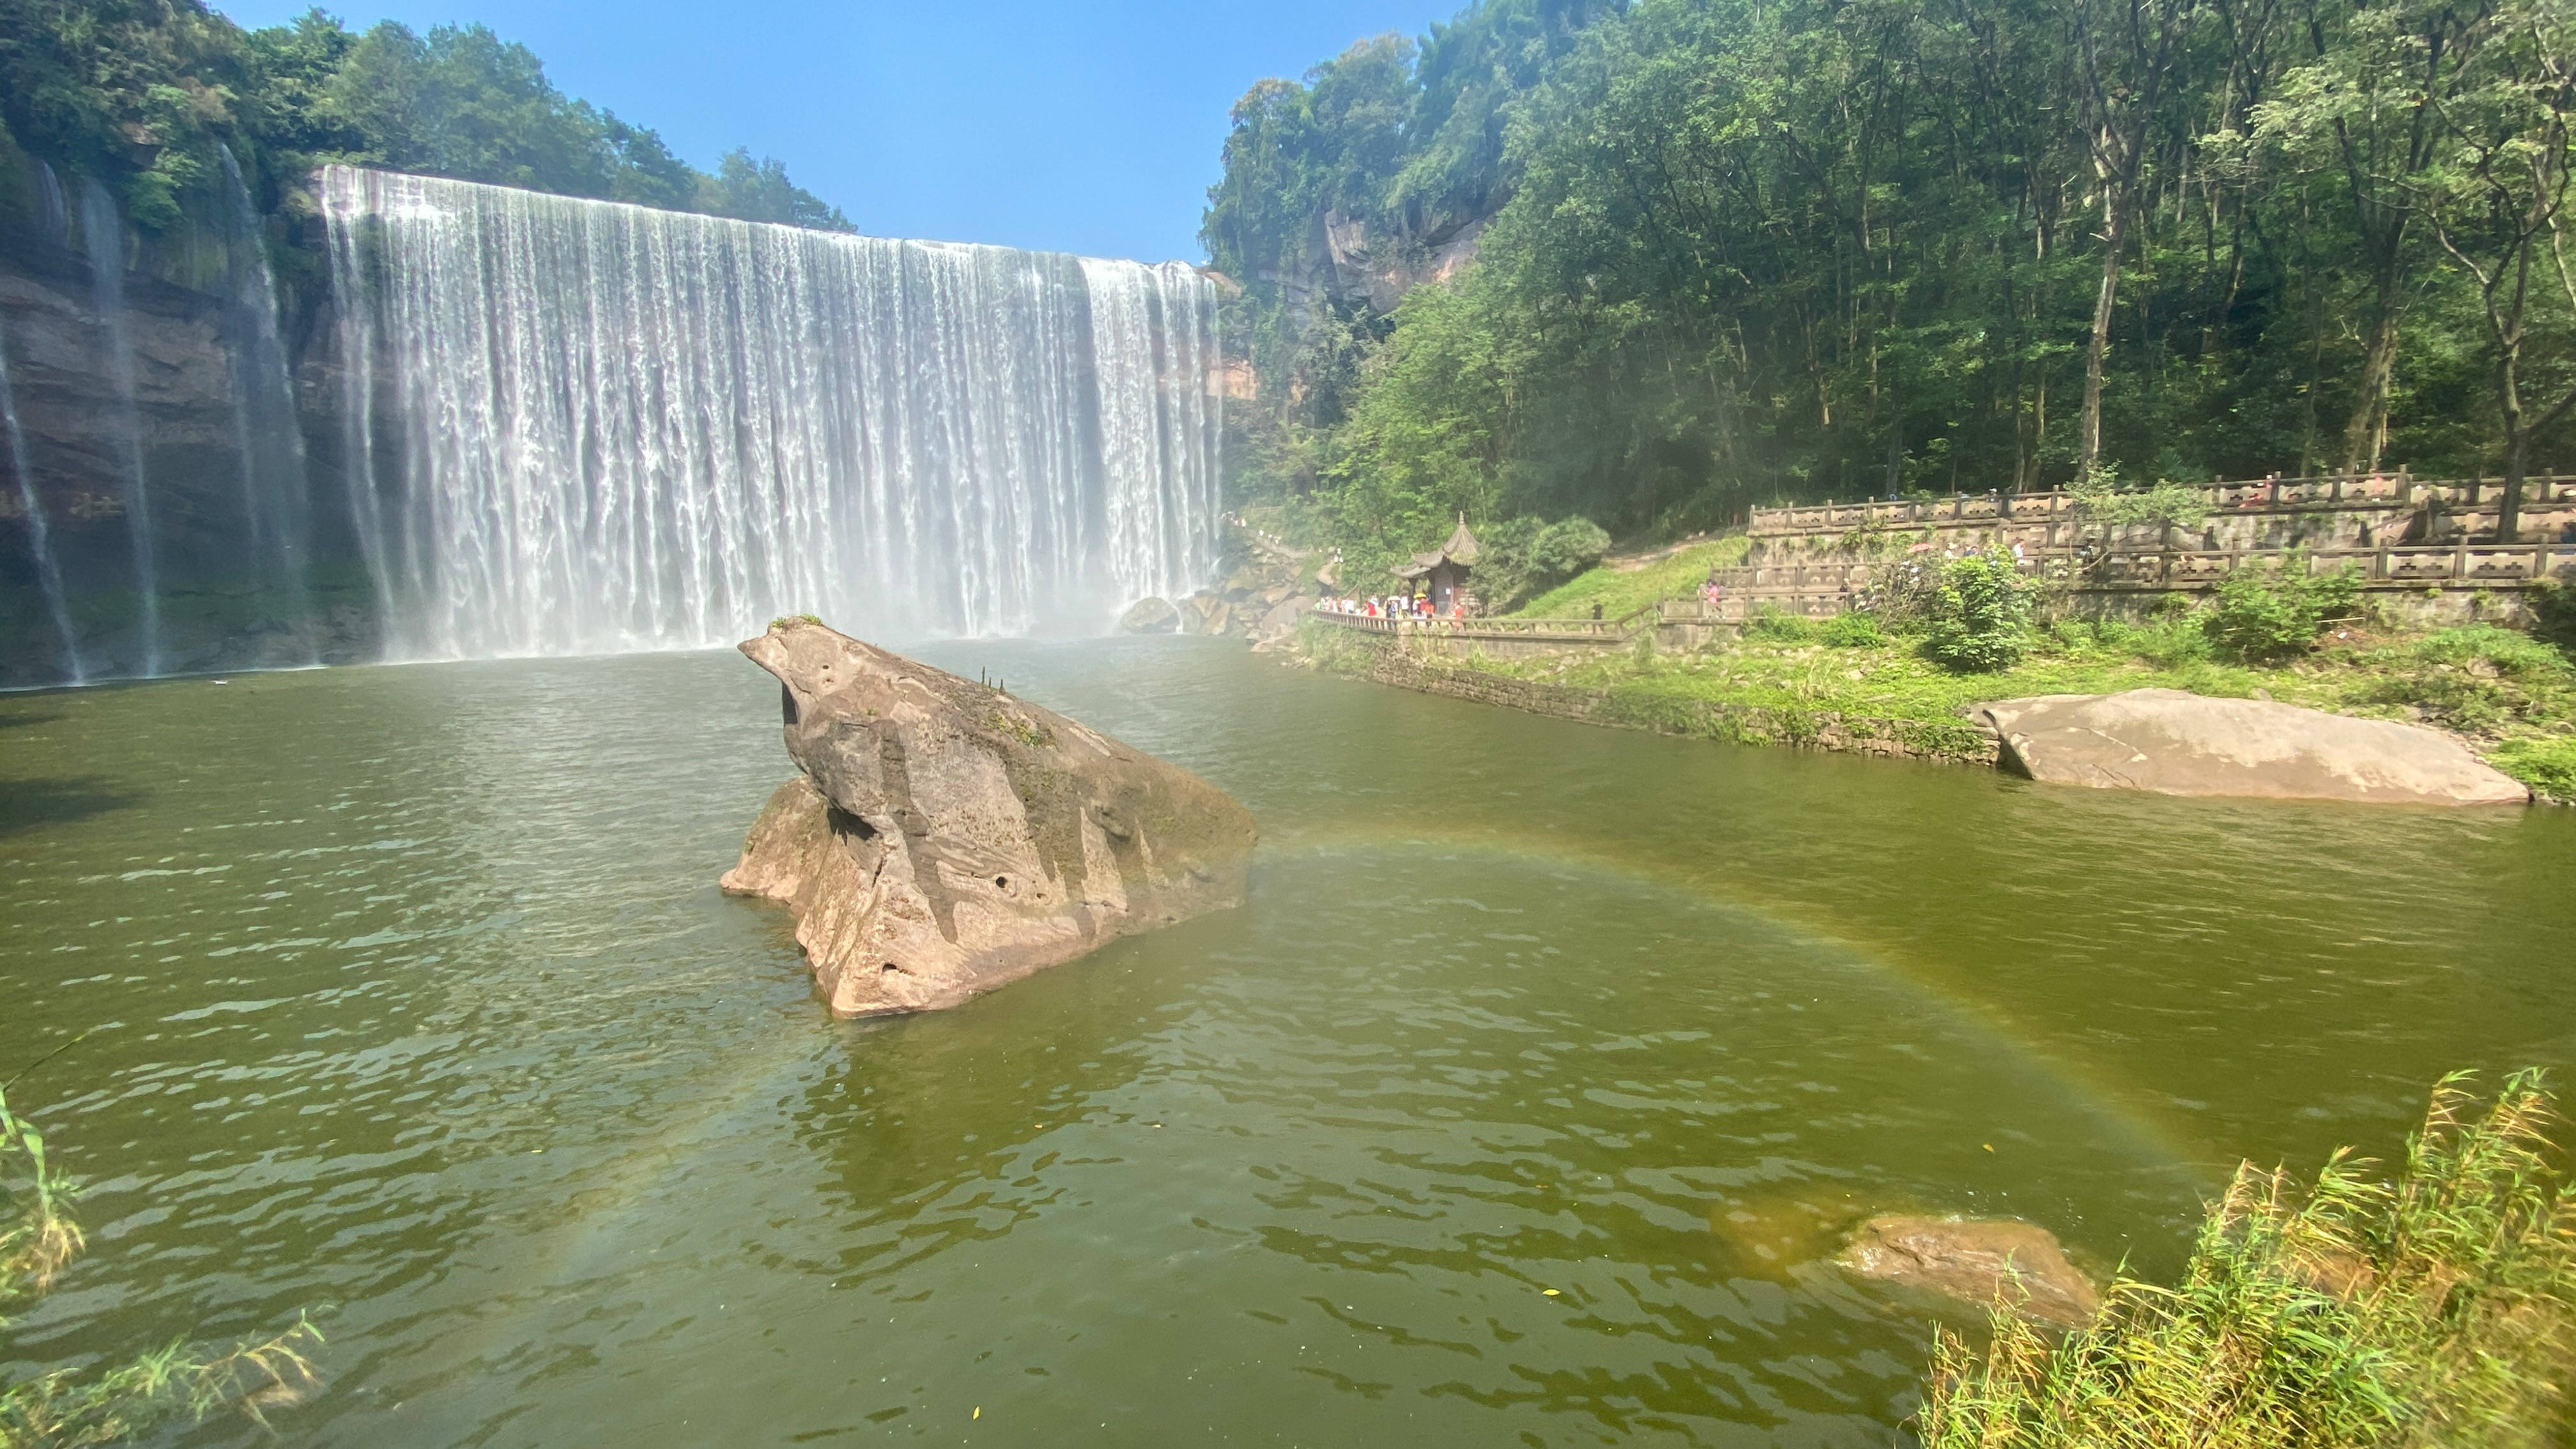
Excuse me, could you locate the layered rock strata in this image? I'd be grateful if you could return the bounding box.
[721,620,1258,1016]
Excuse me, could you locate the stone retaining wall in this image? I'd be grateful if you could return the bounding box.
[1315,631,2000,768]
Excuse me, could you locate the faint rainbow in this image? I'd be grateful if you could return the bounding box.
[1259,824,2218,1175]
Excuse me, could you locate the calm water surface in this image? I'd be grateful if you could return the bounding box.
[3,640,2572,1446]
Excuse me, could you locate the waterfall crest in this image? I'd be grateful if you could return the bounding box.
[322,166,1220,659]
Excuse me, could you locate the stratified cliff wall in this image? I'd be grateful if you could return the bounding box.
[0,135,380,686]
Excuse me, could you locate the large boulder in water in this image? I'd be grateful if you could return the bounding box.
[1838,1215,2101,1328]
[720,620,1257,1016]
[1119,597,1179,634]
[1972,689,2529,806]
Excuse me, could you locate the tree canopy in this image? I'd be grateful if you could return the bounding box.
[1207,0,2576,556]
[0,0,852,233]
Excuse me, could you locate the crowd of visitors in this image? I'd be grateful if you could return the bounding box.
[1317,594,1468,620]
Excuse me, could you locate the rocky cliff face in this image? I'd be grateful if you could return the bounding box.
[0,143,376,686]
[721,620,1258,1016]
[1308,206,1490,316]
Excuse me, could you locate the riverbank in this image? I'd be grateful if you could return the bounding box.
[1299,612,2576,801]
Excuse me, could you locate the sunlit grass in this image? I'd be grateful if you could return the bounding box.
[1455,617,2576,799]
[1511,536,1749,620]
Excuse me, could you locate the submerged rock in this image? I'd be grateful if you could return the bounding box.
[1973,688,2529,806]
[1837,1215,2101,1327]
[1119,597,1180,634]
[721,620,1257,1016]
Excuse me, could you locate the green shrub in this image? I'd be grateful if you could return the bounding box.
[2487,735,2576,801]
[1922,551,2037,672]
[1459,516,1610,612]
[2202,555,2362,661]
[2067,470,2212,531]
[2356,627,2574,733]
[1529,518,1612,580]
[1923,1071,2576,1449]
[1747,606,1818,643]
[1820,611,1887,648]
[2529,581,2576,657]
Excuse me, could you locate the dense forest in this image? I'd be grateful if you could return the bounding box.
[0,0,851,241]
[1205,0,2576,576]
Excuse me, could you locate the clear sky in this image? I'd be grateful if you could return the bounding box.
[211,0,1461,262]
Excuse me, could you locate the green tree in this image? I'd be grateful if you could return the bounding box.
[1923,549,2039,670]
[2411,0,2576,541]
[698,148,855,230]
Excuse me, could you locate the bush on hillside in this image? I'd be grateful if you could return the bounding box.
[1922,1071,2576,1449]
[1466,515,1612,612]
[1820,611,1887,648]
[2355,625,2575,734]
[2486,735,2576,802]
[1922,551,2037,671]
[2530,581,2576,657]
[2066,468,2212,532]
[2202,554,2361,662]
[1747,606,1816,642]
[1529,518,1612,579]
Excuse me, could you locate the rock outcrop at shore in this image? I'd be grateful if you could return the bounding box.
[1974,688,2530,806]
[1838,1215,2101,1328]
[720,620,1258,1016]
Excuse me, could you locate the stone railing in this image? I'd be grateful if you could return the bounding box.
[1674,542,2576,622]
[2083,541,2576,591]
[1750,474,2576,538]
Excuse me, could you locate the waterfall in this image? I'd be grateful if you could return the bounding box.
[0,319,84,682]
[80,180,161,676]
[321,166,1221,660]
[36,162,67,248]
[217,146,318,662]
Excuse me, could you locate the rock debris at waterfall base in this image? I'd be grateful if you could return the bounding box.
[720,619,1257,1016]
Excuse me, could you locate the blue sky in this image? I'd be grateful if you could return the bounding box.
[212,0,1462,262]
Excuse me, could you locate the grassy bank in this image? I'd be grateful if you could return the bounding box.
[1510,537,1751,620]
[1399,610,2576,801]
[1926,1071,2576,1447]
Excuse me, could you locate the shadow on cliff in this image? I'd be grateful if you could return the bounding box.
[0,776,144,836]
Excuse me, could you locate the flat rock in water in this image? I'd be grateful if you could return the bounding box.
[1838,1215,2100,1327]
[720,620,1257,1016]
[1972,688,2528,806]
[1119,597,1180,634]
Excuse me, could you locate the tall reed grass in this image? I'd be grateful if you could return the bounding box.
[1,1082,319,1448]
[1922,1071,2576,1447]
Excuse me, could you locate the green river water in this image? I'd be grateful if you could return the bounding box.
[3,638,2572,1446]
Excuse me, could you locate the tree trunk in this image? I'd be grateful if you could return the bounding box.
[2342,259,2403,475]
[2499,353,2526,544]
[2077,194,2129,480]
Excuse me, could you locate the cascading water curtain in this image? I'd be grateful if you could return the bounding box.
[321,165,1220,659]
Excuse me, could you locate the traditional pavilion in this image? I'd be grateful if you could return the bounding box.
[1393,516,1482,614]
